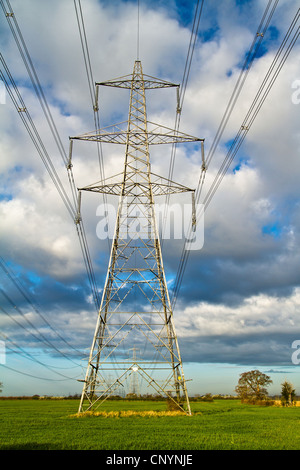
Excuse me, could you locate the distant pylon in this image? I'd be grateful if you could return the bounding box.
[71,60,204,415]
[128,347,140,397]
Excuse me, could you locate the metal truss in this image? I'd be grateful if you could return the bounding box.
[73,61,203,415]
[71,120,203,145]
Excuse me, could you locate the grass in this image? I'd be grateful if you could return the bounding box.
[0,399,299,450]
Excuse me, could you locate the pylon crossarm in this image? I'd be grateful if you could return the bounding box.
[78,172,195,197]
[96,72,179,90]
[70,120,202,146]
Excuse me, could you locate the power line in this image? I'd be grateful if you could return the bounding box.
[202,7,299,211]
[179,0,205,107]
[0,291,82,367]
[171,3,299,310]
[0,257,83,356]
[161,0,205,243]
[0,0,68,167]
[73,0,105,182]
[1,2,101,311]
[202,0,278,172]
[171,0,277,308]
[1,363,79,382]
[5,337,82,377]
[0,52,99,310]
[73,0,111,253]
[0,54,75,219]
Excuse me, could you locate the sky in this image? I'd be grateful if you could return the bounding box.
[0,0,300,398]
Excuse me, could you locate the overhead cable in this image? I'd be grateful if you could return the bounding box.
[161,0,205,242]
[0,256,84,356]
[1,1,101,311]
[171,2,299,310]
[0,291,82,367]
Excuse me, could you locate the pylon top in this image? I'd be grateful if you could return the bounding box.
[96,60,179,90]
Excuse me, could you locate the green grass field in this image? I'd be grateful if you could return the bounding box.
[0,399,299,450]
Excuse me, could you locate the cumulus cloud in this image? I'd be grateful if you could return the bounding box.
[177,288,300,338]
[0,0,300,394]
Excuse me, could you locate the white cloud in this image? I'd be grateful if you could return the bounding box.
[177,288,300,338]
[1,0,300,394]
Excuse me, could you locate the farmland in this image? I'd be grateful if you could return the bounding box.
[0,398,299,450]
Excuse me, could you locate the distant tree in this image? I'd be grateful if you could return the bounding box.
[0,381,2,393]
[200,393,214,402]
[281,381,295,406]
[235,370,272,401]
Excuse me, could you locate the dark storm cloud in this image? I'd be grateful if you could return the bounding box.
[179,332,297,367]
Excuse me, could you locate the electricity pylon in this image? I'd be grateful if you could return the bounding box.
[128,347,140,397]
[71,60,203,415]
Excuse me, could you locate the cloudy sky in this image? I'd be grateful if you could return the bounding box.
[0,0,300,397]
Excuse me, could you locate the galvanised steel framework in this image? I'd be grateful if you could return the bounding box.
[71,61,203,415]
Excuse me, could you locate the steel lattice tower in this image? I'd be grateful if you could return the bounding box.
[71,61,203,415]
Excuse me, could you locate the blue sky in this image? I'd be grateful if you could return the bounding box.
[0,0,300,398]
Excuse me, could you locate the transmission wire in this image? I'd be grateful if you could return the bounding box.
[0,298,81,369]
[1,2,101,312]
[171,2,298,310]
[4,337,82,378]
[0,257,84,356]
[161,0,205,244]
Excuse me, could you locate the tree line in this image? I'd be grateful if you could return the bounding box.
[0,371,297,406]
